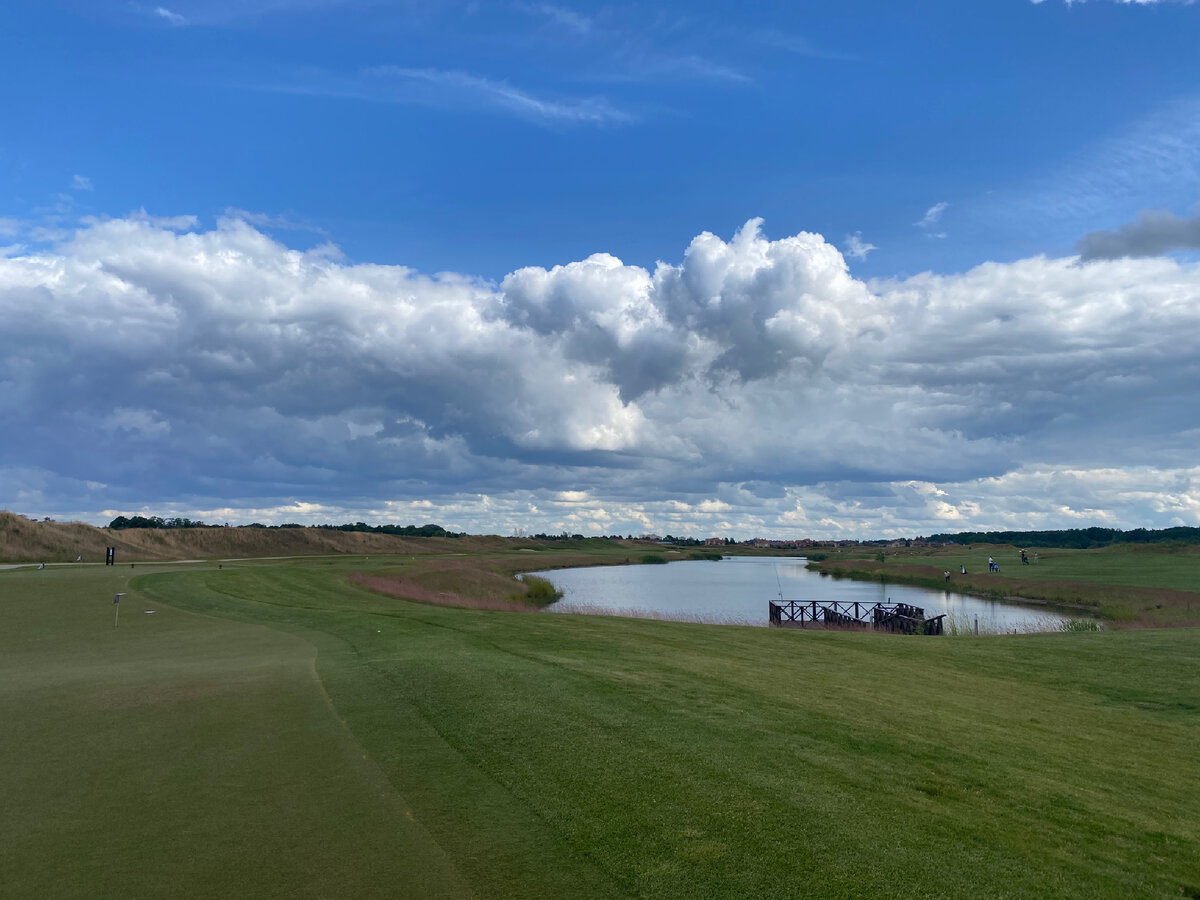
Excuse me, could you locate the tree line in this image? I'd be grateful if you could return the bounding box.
[107,516,461,538]
[922,526,1200,549]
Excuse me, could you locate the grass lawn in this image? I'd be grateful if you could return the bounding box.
[0,565,469,900]
[813,543,1200,625]
[881,542,1200,593]
[5,557,1200,898]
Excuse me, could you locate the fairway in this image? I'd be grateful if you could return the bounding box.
[0,565,470,900]
[4,558,1200,899]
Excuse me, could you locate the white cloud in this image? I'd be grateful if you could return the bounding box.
[3,214,1200,535]
[591,52,751,85]
[222,208,331,237]
[153,6,189,26]
[842,232,877,260]
[71,174,94,191]
[516,3,594,34]
[914,201,949,237]
[262,66,633,127]
[125,208,200,229]
[366,66,632,125]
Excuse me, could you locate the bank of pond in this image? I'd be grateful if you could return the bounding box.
[528,555,1092,633]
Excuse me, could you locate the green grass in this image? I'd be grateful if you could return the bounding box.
[5,557,1200,898]
[902,543,1200,593]
[0,565,469,899]
[814,543,1200,626]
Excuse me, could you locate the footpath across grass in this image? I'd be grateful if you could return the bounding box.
[5,558,1200,898]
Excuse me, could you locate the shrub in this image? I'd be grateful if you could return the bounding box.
[1058,617,1102,632]
[519,575,563,605]
[641,554,668,565]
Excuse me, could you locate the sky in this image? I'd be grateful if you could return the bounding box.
[2,0,1200,539]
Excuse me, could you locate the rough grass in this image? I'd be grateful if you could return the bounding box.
[350,568,540,612]
[9,559,1194,899]
[0,509,509,562]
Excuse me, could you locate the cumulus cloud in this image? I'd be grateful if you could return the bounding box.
[1076,209,1200,259]
[3,214,1200,535]
[71,175,94,191]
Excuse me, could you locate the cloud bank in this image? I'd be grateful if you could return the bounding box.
[3,214,1200,536]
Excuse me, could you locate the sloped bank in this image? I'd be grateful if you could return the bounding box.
[806,558,1199,627]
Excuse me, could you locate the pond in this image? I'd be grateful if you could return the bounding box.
[529,555,1073,632]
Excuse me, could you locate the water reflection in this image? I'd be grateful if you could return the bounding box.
[533,555,1067,631]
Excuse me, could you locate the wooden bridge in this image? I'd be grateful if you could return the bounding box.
[768,599,945,635]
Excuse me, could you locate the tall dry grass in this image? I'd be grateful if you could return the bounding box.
[349,571,539,612]
[0,510,510,563]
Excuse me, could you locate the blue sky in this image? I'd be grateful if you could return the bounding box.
[3,0,1200,537]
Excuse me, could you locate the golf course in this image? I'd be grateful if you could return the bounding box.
[3,530,1199,898]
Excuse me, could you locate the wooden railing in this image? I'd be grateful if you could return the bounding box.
[769,599,945,635]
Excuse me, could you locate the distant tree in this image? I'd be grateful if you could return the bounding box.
[923,526,1200,549]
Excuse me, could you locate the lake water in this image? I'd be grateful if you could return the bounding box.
[529,555,1069,632]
